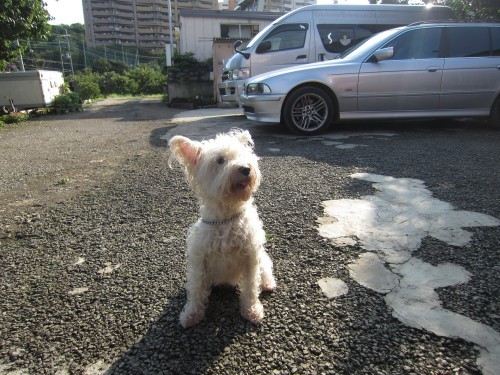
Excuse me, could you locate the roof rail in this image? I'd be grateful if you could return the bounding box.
[407,20,460,26]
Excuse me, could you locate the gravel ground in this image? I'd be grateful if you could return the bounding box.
[0,100,499,374]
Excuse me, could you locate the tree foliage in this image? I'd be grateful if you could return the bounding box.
[0,0,51,62]
[437,0,499,21]
[374,1,499,21]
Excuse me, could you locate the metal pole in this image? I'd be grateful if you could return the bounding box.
[168,0,174,64]
[16,40,25,71]
[65,29,75,77]
[59,39,65,76]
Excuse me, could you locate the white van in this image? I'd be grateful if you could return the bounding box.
[218,4,455,106]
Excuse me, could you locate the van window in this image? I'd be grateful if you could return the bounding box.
[447,27,490,57]
[258,23,308,53]
[317,25,378,54]
[383,28,442,60]
[490,27,500,56]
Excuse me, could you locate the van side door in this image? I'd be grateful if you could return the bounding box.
[440,26,500,115]
[251,23,312,76]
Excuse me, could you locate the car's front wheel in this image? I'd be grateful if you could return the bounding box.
[282,86,334,135]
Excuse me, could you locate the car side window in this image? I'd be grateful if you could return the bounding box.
[447,27,490,57]
[490,27,500,56]
[382,28,442,60]
[259,24,308,53]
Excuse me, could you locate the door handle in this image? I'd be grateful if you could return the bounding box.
[427,67,440,72]
[297,55,307,60]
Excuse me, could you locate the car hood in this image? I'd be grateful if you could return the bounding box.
[248,59,357,83]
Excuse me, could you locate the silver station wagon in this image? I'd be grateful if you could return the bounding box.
[241,22,500,135]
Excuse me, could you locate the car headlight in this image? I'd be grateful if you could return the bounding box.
[232,68,251,80]
[246,83,271,95]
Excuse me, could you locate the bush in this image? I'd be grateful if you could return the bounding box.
[168,52,212,83]
[126,65,166,95]
[0,112,30,124]
[52,92,83,113]
[99,71,138,96]
[73,71,101,100]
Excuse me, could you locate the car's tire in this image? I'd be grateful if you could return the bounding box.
[282,86,334,136]
[489,95,500,129]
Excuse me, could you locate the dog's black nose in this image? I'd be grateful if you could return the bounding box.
[240,167,251,176]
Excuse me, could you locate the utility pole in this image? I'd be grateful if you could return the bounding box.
[64,29,75,77]
[59,39,65,76]
[15,40,25,71]
[83,42,88,69]
[168,0,174,65]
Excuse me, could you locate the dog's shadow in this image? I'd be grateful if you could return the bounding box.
[106,286,266,373]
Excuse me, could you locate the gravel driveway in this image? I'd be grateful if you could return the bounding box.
[0,99,499,374]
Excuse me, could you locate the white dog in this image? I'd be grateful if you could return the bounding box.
[169,129,276,328]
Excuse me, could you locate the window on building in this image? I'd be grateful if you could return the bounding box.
[221,24,259,39]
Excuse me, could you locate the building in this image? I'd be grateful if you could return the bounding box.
[235,0,316,12]
[82,0,313,53]
[179,9,280,60]
[82,0,219,52]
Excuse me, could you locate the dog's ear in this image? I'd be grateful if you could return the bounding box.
[169,136,203,167]
[235,129,254,148]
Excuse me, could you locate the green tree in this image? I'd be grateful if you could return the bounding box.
[371,1,499,21]
[437,0,499,21]
[0,0,51,63]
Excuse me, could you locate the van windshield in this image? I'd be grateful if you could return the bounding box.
[245,23,277,49]
[336,27,402,59]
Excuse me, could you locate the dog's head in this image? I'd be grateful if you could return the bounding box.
[169,129,261,204]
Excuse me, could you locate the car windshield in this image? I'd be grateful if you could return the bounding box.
[336,27,402,60]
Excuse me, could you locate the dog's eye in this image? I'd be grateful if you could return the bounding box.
[215,156,225,165]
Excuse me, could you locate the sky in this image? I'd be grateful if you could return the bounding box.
[45,0,85,25]
[43,0,371,25]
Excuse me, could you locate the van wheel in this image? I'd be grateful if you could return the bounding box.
[283,86,334,135]
[489,96,500,129]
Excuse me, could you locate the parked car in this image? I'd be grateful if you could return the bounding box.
[241,22,500,135]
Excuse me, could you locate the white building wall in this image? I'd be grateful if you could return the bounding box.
[180,14,274,60]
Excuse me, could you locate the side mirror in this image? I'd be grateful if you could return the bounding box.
[372,47,394,62]
[234,40,250,59]
[234,40,243,51]
[256,41,272,54]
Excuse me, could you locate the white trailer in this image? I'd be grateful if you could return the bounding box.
[0,70,64,111]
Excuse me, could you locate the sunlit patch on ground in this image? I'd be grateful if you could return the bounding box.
[317,173,500,375]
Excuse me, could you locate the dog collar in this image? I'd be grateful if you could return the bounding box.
[201,212,243,225]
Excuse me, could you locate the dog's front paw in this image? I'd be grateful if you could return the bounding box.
[261,278,276,292]
[241,301,264,325]
[180,305,205,328]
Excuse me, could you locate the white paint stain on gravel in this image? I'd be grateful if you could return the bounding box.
[317,173,500,375]
[98,263,121,275]
[68,287,89,295]
[318,277,349,298]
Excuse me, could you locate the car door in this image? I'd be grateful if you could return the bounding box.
[251,23,313,76]
[357,27,444,114]
[440,26,500,115]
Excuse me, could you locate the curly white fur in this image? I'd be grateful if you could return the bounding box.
[169,129,276,328]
